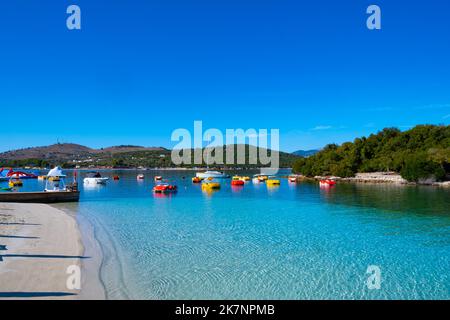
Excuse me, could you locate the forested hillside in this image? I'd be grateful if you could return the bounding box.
[292,125,450,182]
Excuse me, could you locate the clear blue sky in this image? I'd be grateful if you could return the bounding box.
[1,0,449,152]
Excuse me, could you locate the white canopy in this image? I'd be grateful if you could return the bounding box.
[47,166,66,177]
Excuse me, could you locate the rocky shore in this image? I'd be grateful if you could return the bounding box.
[309,172,450,187]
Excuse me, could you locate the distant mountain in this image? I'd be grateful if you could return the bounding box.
[0,143,300,168]
[95,145,167,154]
[0,143,168,162]
[292,149,319,157]
[0,143,94,161]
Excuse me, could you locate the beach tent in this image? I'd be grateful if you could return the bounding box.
[47,166,66,177]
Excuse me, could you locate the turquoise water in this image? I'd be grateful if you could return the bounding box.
[5,170,450,299]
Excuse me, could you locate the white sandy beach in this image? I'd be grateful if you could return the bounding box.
[0,203,104,299]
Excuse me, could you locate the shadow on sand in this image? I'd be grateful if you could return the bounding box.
[0,234,39,239]
[1,254,90,259]
[0,292,77,298]
[0,222,41,226]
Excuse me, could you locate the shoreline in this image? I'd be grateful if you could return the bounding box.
[0,203,105,299]
[297,172,450,187]
[55,204,106,300]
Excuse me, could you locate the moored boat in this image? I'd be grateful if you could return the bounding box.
[201,181,221,190]
[84,172,109,185]
[252,174,268,183]
[319,179,336,187]
[231,179,244,186]
[192,176,203,183]
[154,176,163,181]
[8,178,23,188]
[153,183,177,193]
[45,166,68,192]
[266,177,281,186]
[196,171,229,179]
[137,174,145,180]
[232,175,250,182]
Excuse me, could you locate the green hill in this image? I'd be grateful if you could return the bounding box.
[292,125,450,182]
[0,143,299,169]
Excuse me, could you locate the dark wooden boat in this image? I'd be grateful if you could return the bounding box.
[0,191,80,203]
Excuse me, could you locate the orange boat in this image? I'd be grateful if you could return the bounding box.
[192,177,202,183]
[113,175,120,180]
[153,183,177,193]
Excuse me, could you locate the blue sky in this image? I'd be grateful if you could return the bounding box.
[1,0,449,152]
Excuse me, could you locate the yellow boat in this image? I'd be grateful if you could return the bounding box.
[253,174,268,183]
[201,182,221,190]
[233,175,251,182]
[38,175,48,180]
[49,176,61,182]
[9,179,23,187]
[266,177,280,186]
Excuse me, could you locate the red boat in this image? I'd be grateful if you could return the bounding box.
[231,179,244,186]
[153,183,177,193]
[319,179,336,187]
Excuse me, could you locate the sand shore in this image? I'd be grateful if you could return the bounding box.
[0,203,105,299]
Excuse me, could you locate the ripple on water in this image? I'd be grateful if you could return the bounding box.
[66,171,450,299]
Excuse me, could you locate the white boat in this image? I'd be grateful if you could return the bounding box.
[45,166,67,192]
[83,172,109,185]
[196,171,230,179]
